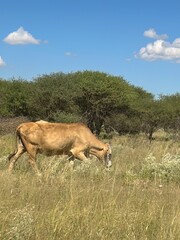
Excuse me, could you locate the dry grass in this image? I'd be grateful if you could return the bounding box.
[0,133,180,239]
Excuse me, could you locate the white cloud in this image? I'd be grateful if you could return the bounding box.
[65,52,72,56]
[3,27,40,45]
[0,56,6,67]
[136,29,180,63]
[172,38,180,48]
[65,51,77,57]
[144,28,168,40]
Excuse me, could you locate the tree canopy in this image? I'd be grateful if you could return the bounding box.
[0,71,179,138]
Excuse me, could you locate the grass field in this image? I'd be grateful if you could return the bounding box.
[0,132,180,240]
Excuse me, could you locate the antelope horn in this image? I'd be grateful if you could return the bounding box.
[106,144,112,168]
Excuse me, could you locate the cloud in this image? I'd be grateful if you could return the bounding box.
[3,27,40,45]
[144,28,168,40]
[65,52,72,56]
[0,56,6,67]
[65,51,77,57]
[125,58,132,62]
[136,29,180,63]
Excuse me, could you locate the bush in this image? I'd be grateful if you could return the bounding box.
[141,153,180,182]
[51,111,81,123]
[105,113,141,135]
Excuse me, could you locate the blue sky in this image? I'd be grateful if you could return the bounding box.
[0,0,180,96]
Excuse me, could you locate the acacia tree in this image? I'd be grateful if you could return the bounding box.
[159,93,180,133]
[104,86,154,135]
[2,71,179,139]
[0,79,10,116]
[73,71,136,134]
[28,73,73,120]
[0,78,30,117]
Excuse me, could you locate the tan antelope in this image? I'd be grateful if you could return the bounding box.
[8,121,112,175]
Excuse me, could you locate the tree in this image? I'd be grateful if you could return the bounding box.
[0,78,30,117]
[73,71,133,134]
[1,71,178,140]
[103,85,154,136]
[159,93,180,133]
[28,73,72,120]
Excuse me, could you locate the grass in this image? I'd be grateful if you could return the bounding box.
[0,133,180,239]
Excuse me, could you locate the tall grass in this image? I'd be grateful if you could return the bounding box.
[0,133,180,239]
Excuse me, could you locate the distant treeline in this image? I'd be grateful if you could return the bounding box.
[0,71,180,139]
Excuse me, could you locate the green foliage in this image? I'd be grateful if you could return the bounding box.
[159,93,180,132]
[51,111,81,123]
[0,79,30,117]
[0,79,10,116]
[0,71,179,136]
[105,113,142,134]
[27,73,71,120]
[73,71,137,134]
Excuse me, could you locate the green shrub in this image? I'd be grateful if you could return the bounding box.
[51,111,81,123]
[141,153,180,182]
